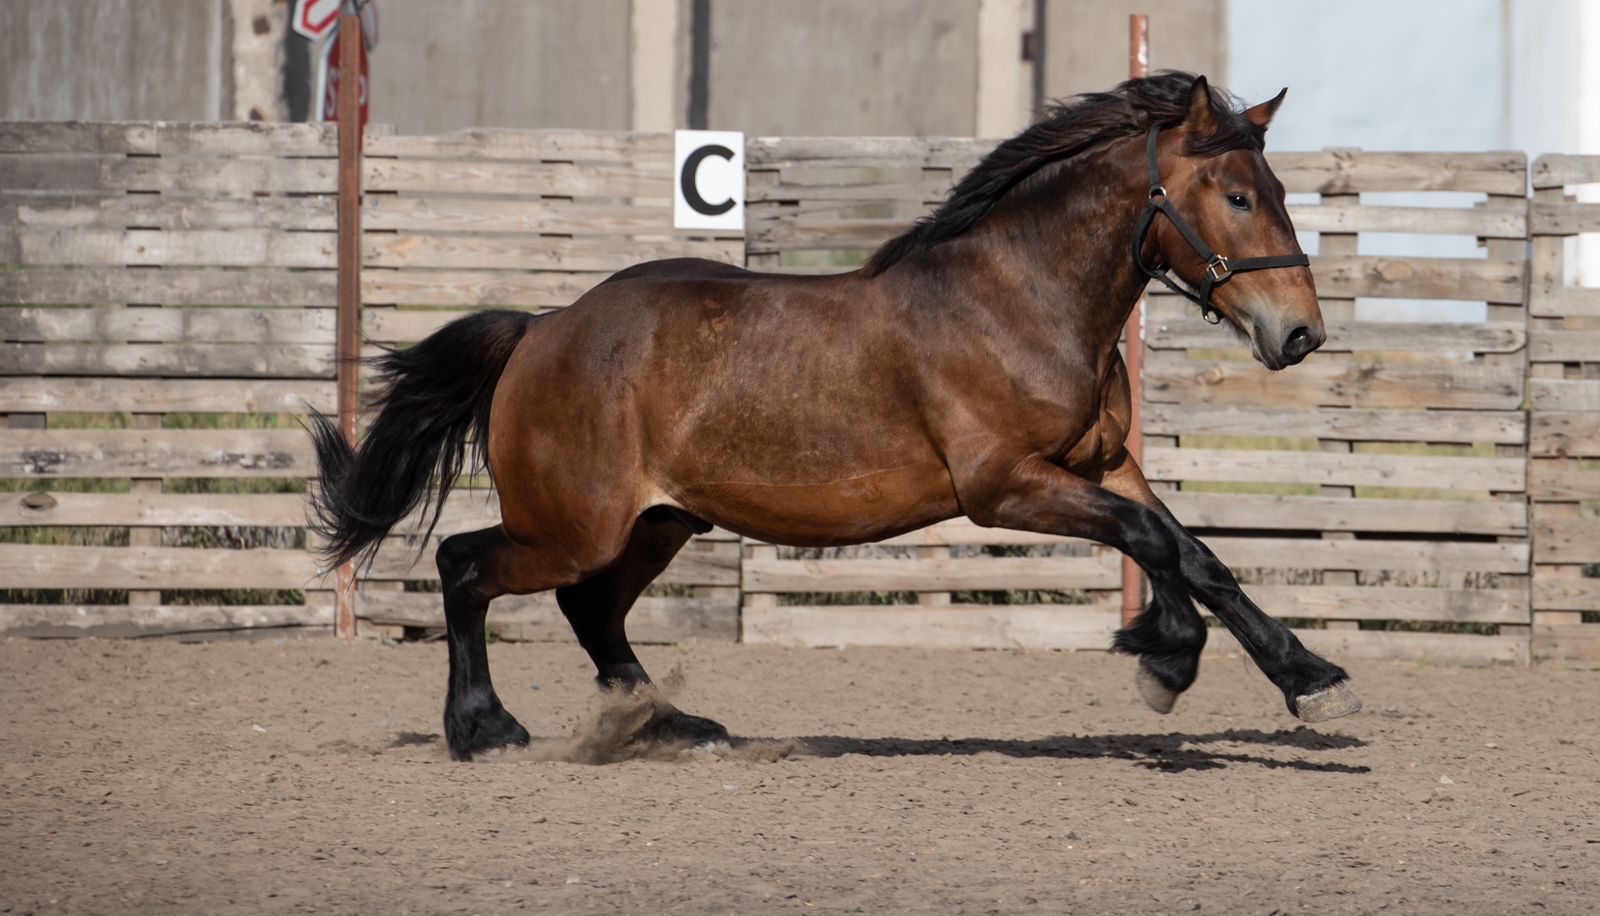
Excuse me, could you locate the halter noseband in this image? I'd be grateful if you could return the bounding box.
[1131,125,1309,324]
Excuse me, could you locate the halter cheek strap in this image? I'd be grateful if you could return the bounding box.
[1131,125,1309,324]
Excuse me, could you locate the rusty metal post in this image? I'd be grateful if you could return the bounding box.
[334,11,364,639]
[1121,14,1149,629]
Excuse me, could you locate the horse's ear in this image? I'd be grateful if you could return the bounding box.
[1185,75,1218,134]
[1243,87,1288,130]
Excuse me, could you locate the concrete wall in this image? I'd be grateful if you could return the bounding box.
[1,0,227,120]
[366,0,633,134]
[1043,0,1227,101]
[707,0,981,136]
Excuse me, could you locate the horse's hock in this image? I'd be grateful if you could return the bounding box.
[2,121,1596,666]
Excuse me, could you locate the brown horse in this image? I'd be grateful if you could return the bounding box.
[310,73,1361,762]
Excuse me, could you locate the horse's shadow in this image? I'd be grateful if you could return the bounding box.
[780,727,1370,774]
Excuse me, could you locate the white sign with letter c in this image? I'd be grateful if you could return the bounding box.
[673,130,745,232]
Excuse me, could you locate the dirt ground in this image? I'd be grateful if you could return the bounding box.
[1,636,1596,915]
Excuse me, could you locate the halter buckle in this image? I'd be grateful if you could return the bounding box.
[1206,256,1231,281]
[1149,185,1167,201]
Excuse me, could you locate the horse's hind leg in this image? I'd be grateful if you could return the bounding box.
[556,507,730,744]
[436,525,577,761]
[1112,568,1207,713]
[1099,463,1208,713]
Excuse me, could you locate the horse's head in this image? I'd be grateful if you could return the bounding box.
[1142,77,1322,370]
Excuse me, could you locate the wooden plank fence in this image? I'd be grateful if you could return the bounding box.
[1529,154,1600,665]
[2,121,1594,665]
[1,121,340,637]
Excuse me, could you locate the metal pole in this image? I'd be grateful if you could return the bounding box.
[334,12,363,640]
[1121,14,1149,630]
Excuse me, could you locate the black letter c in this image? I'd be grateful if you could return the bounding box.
[680,144,736,216]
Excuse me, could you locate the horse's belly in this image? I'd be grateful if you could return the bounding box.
[667,458,959,547]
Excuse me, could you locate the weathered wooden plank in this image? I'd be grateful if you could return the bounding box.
[1287,203,1525,238]
[1529,459,1600,501]
[1532,624,1600,665]
[1528,200,1600,235]
[1148,319,1525,354]
[741,604,1120,650]
[1,229,337,269]
[1269,150,1527,195]
[1,194,335,231]
[1533,577,1600,612]
[1210,627,1527,666]
[0,342,333,378]
[1142,403,1525,443]
[1145,447,1523,491]
[746,136,995,170]
[1533,511,1600,563]
[742,555,1121,593]
[1163,492,1527,536]
[1145,355,1524,410]
[1529,330,1600,363]
[0,307,334,344]
[363,159,673,197]
[0,544,325,589]
[1205,536,1529,573]
[1307,256,1525,303]
[1529,285,1600,319]
[358,591,738,643]
[0,377,333,413]
[365,129,673,162]
[1531,412,1600,458]
[745,176,954,205]
[0,155,338,194]
[2,490,306,527]
[1531,379,1600,412]
[360,269,607,307]
[2,429,314,478]
[1531,154,1600,189]
[0,600,331,637]
[0,121,337,156]
[364,539,740,586]
[362,197,679,235]
[362,234,738,272]
[0,267,336,307]
[1241,584,1527,623]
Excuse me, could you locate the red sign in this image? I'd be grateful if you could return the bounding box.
[293,0,342,41]
[321,25,369,128]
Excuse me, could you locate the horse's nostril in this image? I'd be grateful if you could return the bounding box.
[1284,325,1317,359]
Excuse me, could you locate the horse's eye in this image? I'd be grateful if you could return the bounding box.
[1226,193,1251,211]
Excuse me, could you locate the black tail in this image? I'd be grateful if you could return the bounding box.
[306,309,538,569]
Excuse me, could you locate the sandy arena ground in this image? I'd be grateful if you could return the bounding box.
[1,635,1596,914]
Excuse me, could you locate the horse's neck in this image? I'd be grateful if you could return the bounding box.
[965,142,1151,350]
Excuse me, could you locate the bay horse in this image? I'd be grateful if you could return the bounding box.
[310,73,1361,762]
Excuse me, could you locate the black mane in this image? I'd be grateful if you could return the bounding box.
[862,71,1266,276]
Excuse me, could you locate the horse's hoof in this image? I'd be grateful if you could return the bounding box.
[638,707,730,745]
[446,705,531,762]
[1293,681,1362,723]
[1136,665,1179,714]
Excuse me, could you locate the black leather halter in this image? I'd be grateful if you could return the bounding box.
[1131,125,1309,324]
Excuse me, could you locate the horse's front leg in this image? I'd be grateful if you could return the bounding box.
[954,451,1359,722]
[1098,451,1361,723]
